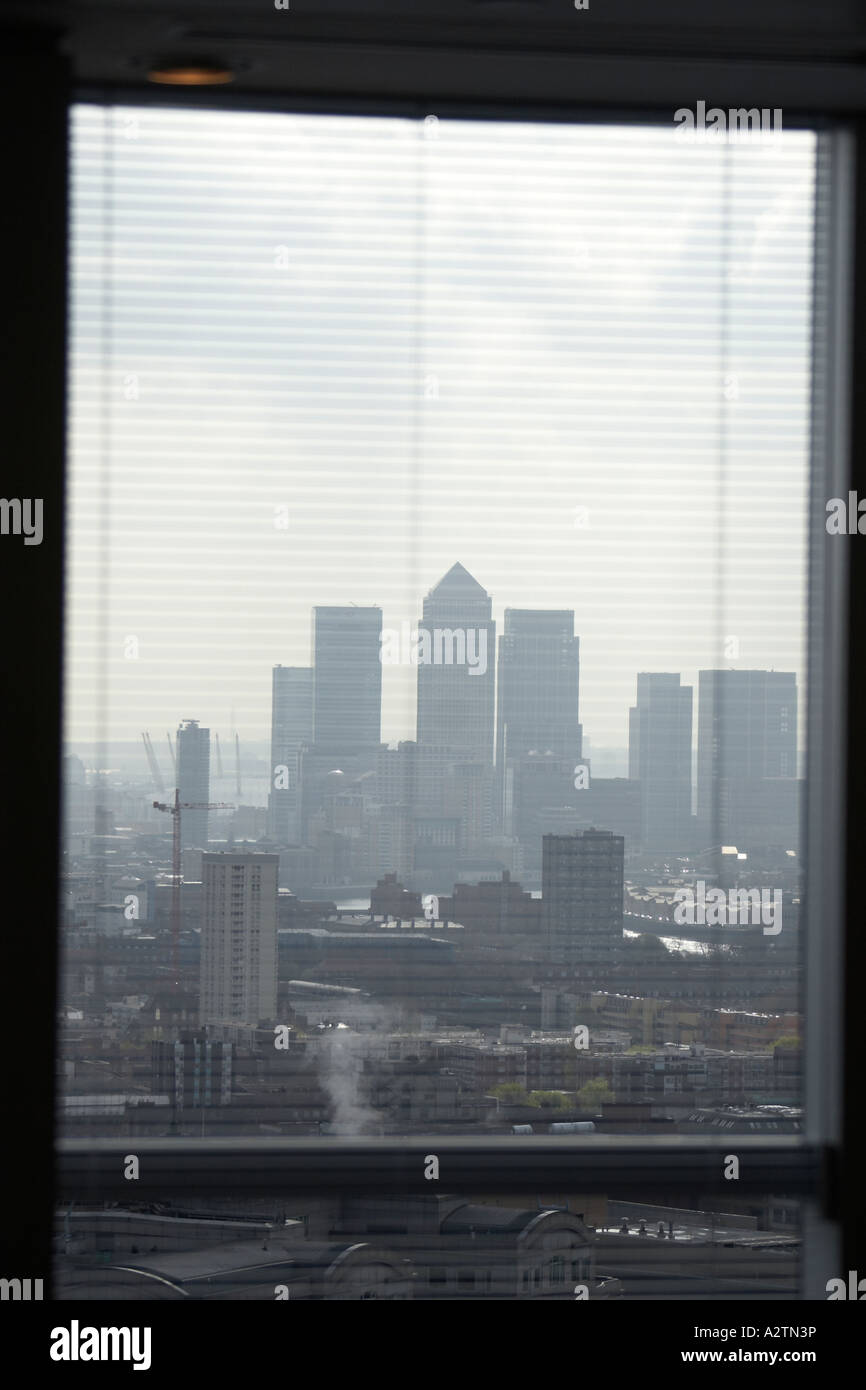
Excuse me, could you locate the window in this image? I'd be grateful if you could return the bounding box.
[5,3,864,1316]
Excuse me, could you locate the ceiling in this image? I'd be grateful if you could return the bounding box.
[4,0,866,113]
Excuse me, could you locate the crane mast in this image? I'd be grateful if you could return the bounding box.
[141,731,165,794]
[214,732,224,780]
[152,789,234,988]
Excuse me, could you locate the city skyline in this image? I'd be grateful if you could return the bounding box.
[65,561,806,777]
[65,555,811,757]
[58,105,808,1138]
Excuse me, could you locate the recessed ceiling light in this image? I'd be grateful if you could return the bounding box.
[148,59,234,86]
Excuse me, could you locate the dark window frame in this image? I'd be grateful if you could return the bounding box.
[2,20,864,1299]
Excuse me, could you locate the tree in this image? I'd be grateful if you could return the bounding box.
[577,1078,614,1111]
[490,1082,531,1106]
[527,1090,571,1110]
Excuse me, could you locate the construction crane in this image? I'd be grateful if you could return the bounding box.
[166,731,176,775]
[152,789,234,988]
[235,732,243,798]
[214,732,224,780]
[141,732,165,794]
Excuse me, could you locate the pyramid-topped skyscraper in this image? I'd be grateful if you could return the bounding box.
[415,563,495,763]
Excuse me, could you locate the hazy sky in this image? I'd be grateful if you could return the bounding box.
[66,105,815,754]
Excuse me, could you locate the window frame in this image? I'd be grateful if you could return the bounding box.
[2,30,863,1299]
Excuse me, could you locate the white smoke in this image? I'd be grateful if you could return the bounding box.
[317,1004,399,1135]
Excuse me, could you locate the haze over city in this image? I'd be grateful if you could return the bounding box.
[66,108,813,753]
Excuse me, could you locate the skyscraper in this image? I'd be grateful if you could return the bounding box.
[496,609,581,826]
[176,718,210,851]
[697,670,798,847]
[199,852,278,1029]
[542,828,624,961]
[313,606,382,750]
[267,666,313,844]
[415,563,495,762]
[628,673,693,852]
